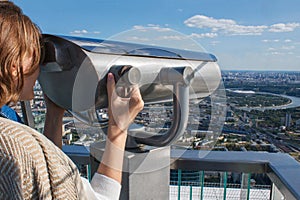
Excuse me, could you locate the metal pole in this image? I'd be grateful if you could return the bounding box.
[223,172,227,200]
[247,173,251,200]
[20,100,35,128]
[189,185,193,200]
[178,169,182,200]
[240,172,251,200]
[200,171,204,200]
[87,164,91,182]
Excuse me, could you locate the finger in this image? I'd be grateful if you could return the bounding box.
[107,73,116,100]
[131,84,139,91]
[130,85,142,100]
[129,86,144,112]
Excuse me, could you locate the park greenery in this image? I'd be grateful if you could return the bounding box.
[226,91,291,107]
[223,76,300,132]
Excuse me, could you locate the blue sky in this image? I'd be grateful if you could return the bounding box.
[14,0,300,71]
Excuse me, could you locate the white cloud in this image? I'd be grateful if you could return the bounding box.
[189,32,218,38]
[281,45,295,50]
[227,24,267,35]
[184,15,236,30]
[268,47,276,51]
[133,24,172,32]
[126,36,150,42]
[70,29,88,34]
[270,52,282,55]
[285,39,292,43]
[184,15,267,36]
[266,51,284,55]
[70,29,101,36]
[132,25,148,32]
[269,23,300,32]
[159,35,187,40]
[184,15,300,36]
[266,45,295,56]
[262,39,279,42]
[210,41,220,46]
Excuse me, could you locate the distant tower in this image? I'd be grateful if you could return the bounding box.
[243,112,247,121]
[285,113,292,128]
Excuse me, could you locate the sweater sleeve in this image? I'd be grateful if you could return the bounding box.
[80,173,121,200]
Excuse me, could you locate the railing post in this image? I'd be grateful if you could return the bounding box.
[178,169,182,200]
[189,185,193,200]
[20,101,35,128]
[87,164,91,182]
[247,173,251,200]
[223,172,227,200]
[240,172,251,200]
[200,171,204,200]
[271,183,285,200]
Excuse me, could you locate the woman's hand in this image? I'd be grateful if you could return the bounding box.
[97,72,144,183]
[106,72,144,138]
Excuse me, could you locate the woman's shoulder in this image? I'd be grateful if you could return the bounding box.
[0,117,50,153]
[0,117,60,157]
[0,116,78,172]
[0,116,82,199]
[0,117,40,139]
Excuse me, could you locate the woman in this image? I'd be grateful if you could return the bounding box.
[0,1,144,199]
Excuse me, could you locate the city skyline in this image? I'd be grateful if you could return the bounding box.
[14,0,300,71]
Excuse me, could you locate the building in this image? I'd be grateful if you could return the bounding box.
[285,113,292,128]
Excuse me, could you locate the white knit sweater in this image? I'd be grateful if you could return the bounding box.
[0,117,121,200]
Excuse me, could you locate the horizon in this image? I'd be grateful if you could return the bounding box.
[221,69,300,72]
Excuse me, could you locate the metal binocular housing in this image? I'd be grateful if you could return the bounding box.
[38,34,221,147]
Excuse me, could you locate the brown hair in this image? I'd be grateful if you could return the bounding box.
[0,0,41,106]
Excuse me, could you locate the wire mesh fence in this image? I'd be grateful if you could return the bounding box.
[170,170,271,200]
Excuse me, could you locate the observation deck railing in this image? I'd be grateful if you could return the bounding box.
[63,146,300,200]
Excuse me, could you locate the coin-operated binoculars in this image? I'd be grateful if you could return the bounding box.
[38,34,222,200]
[39,34,221,147]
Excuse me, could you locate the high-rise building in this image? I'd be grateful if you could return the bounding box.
[285,113,292,128]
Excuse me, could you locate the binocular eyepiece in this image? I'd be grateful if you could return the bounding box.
[107,65,141,98]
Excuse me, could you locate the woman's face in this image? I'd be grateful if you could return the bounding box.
[19,57,40,101]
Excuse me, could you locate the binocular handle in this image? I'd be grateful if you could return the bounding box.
[128,66,193,147]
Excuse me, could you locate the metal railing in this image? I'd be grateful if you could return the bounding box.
[169,170,271,200]
[170,150,300,200]
[63,147,300,200]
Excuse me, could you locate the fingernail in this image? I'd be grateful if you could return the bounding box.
[108,73,113,81]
